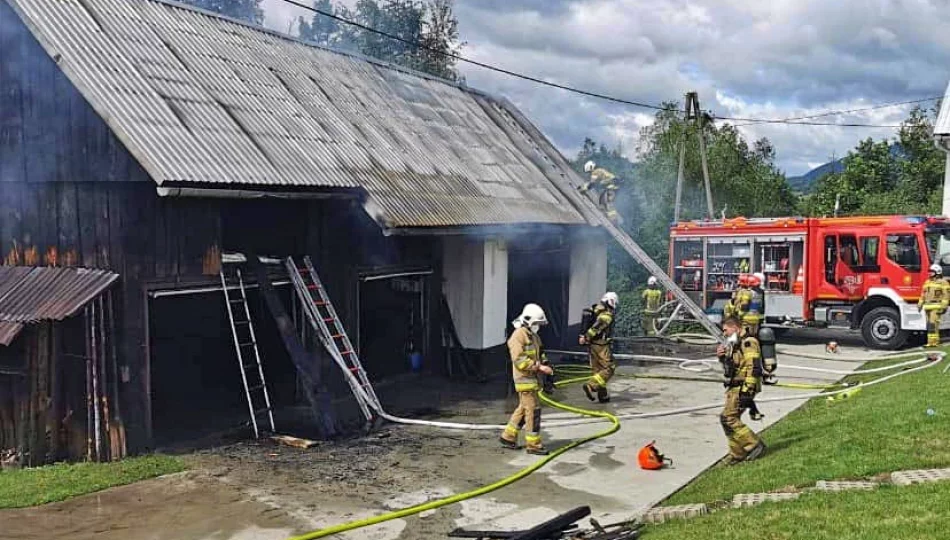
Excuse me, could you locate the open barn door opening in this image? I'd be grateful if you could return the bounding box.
[147,287,296,448]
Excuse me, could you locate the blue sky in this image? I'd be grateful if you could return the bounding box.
[262,0,950,175]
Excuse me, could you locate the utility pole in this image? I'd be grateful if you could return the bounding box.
[673,91,715,222]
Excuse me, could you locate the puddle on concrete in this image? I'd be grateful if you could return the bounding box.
[0,473,302,540]
[588,447,625,471]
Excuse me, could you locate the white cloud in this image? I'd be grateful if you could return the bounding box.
[257,0,950,175]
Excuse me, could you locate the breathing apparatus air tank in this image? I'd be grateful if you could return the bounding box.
[758,327,778,384]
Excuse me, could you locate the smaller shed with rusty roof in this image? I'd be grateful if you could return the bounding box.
[0,266,121,466]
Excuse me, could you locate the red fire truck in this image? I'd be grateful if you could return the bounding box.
[668,215,950,349]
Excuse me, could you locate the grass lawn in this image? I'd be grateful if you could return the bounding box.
[663,350,950,506]
[0,454,186,509]
[646,481,950,540]
[644,349,950,538]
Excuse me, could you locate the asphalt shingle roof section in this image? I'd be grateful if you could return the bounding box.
[5,0,589,228]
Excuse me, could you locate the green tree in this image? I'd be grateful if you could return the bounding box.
[179,0,263,24]
[807,104,946,217]
[417,0,464,80]
[896,105,945,211]
[298,0,341,46]
[306,0,463,80]
[571,103,798,334]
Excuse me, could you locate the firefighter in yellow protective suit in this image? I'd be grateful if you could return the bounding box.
[918,264,950,347]
[717,317,767,465]
[581,292,619,403]
[641,276,663,336]
[724,274,753,322]
[742,274,764,335]
[500,303,554,455]
[580,161,621,222]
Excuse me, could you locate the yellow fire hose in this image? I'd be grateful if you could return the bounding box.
[286,375,619,540]
[554,364,845,391]
[286,352,938,539]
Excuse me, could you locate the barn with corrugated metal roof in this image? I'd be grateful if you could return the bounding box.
[0,0,608,460]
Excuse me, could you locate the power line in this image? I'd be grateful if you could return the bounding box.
[728,96,943,127]
[716,117,902,128]
[278,0,936,130]
[278,0,670,111]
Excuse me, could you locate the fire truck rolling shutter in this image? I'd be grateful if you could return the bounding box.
[754,235,806,243]
[707,237,753,244]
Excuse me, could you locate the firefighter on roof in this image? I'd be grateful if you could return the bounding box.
[581,292,619,403]
[580,161,621,223]
[500,303,554,455]
[641,276,663,336]
[918,264,950,348]
[717,317,767,464]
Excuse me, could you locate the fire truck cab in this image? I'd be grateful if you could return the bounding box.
[669,215,950,349]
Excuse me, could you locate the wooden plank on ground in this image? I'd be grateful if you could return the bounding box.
[270,434,317,449]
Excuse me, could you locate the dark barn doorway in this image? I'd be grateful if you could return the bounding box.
[357,272,431,379]
[147,286,297,447]
[507,239,570,348]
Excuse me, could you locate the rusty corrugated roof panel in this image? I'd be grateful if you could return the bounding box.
[0,267,119,335]
[0,322,25,347]
[4,0,590,228]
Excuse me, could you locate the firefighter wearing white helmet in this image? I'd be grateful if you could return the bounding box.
[580,292,619,403]
[641,276,663,336]
[578,161,621,223]
[918,264,950,347]
[501,303,553,455]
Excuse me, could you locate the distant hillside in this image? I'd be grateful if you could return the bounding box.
[787,144,906,194]
[787,159,844,194]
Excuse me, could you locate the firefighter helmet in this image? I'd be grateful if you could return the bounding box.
[638,441,672,470]
[584,160,596,173]
[647,276,658,286]
[930,263,942,276]
[514,303,548,331]
[748,274,762,288]
[737,274,749,287]
[601,292,619,309]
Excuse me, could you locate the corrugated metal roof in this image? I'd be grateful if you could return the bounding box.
[5,0,589,228]
[0,266,119,345]
[936,81,950,138]
[0,322,25,347]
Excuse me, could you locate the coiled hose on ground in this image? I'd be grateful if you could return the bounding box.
[286,349,945,539]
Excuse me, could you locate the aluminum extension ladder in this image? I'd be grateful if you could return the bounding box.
[285,256,379,425]
[484,102,725,344]
[220,266,276,438]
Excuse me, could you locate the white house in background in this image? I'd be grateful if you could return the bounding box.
[936,81,950,217]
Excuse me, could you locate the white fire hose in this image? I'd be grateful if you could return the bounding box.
[333,347,945,431]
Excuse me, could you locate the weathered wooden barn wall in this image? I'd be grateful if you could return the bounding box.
[1,0,444,452]
[0,185,443,452]
[0,320,91,465]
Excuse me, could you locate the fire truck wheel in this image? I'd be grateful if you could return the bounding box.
[860,306,908,350]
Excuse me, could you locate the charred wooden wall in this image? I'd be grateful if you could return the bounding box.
[0,320,89,465]
[1,2,444,453]
[0,181,443,452]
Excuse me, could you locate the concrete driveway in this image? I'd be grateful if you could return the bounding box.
[393,329,892,536]
[0,330,909,540]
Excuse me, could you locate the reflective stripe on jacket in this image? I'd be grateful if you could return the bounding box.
[585,303,615,345]
[509,326,544,391]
